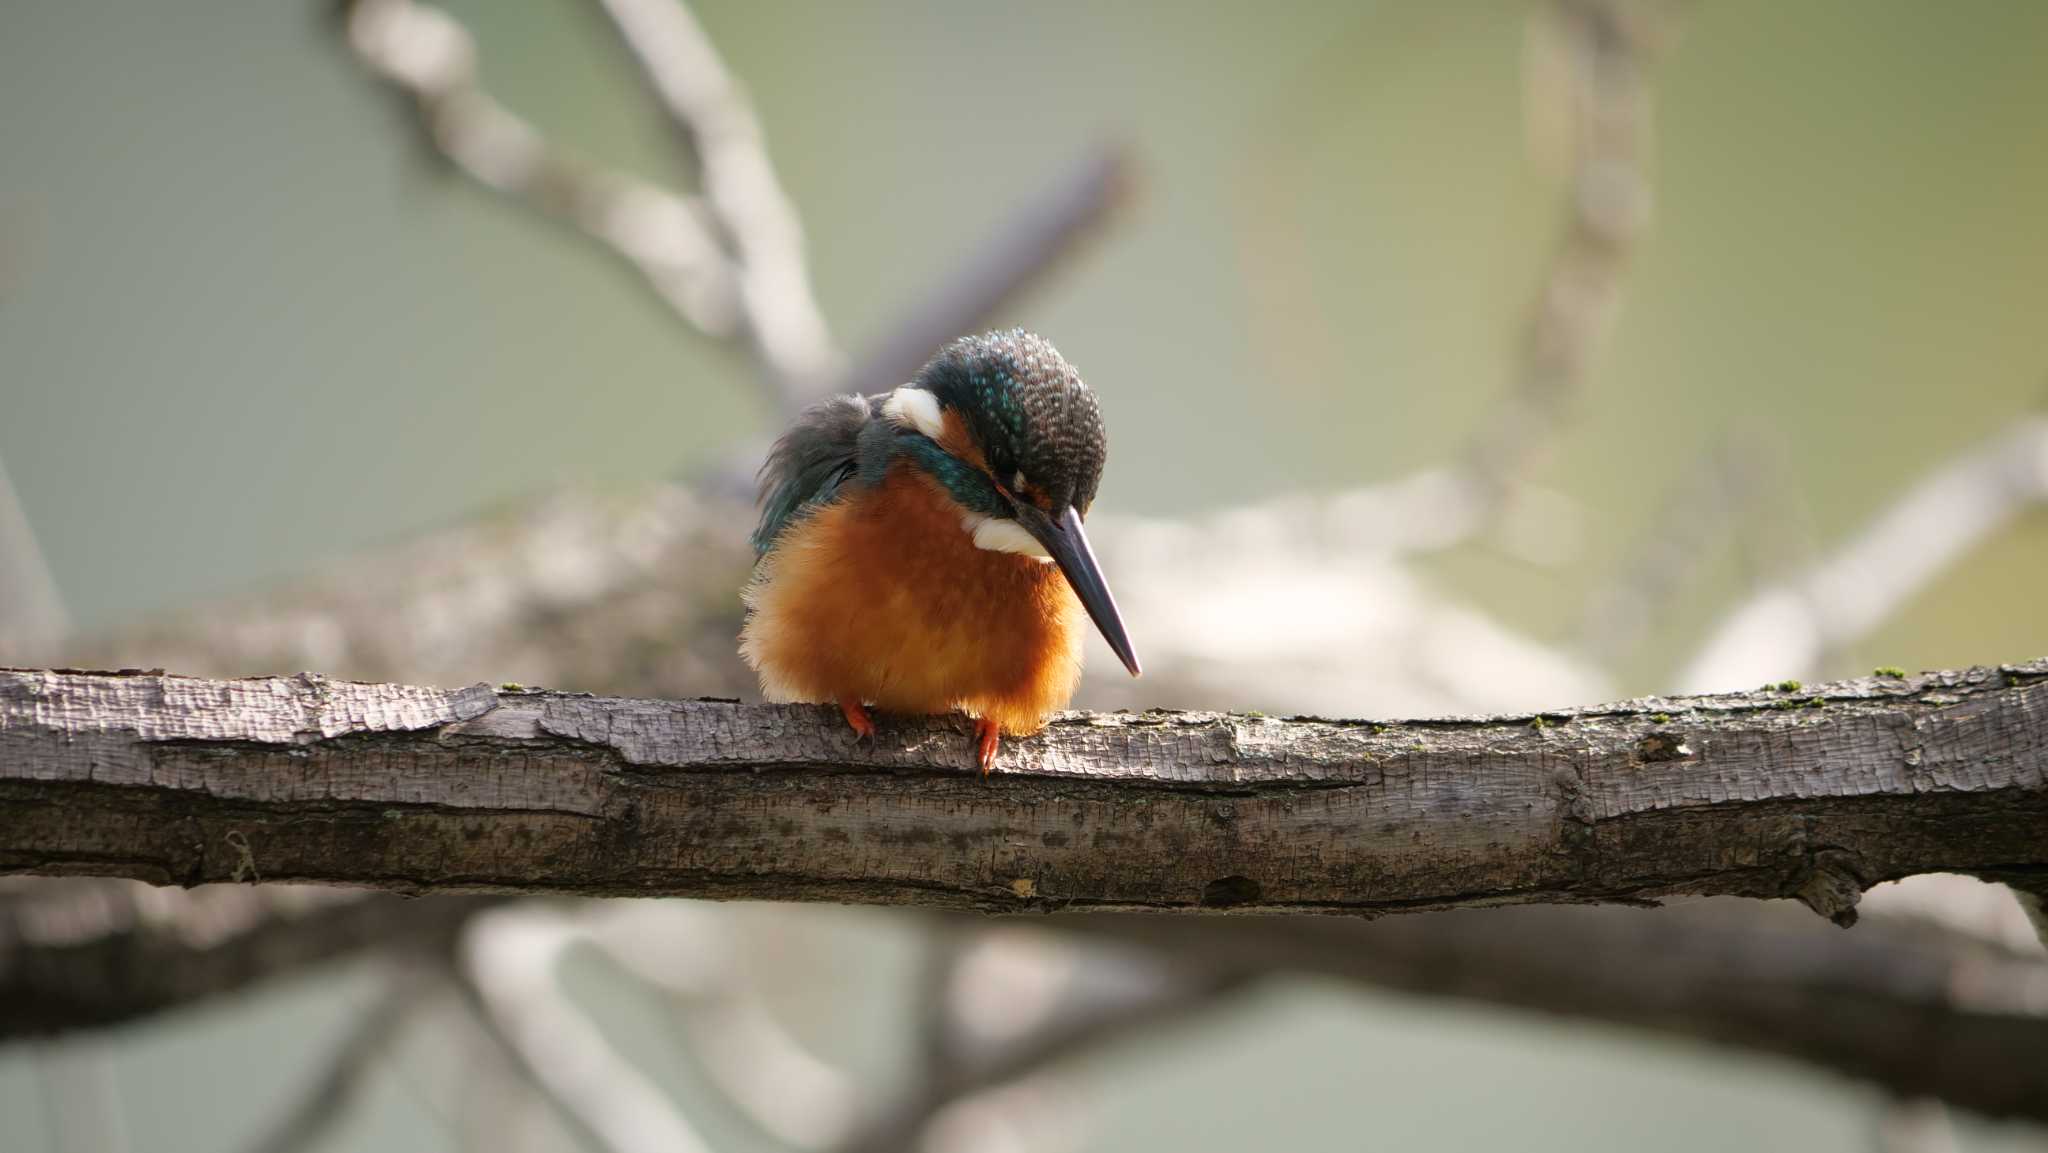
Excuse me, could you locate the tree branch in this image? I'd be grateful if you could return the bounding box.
[590,0,841,409]
[0,454,67,656]
[242,960,436,1153]
[457,906,717,1153]
[0,878,496,1040]
[836,962,1255,1153]
[834,144,1135,402]
[2,663,2043,917]
[1679,416,2048,692]
[1065,898,2048,1121]
[1447,0,1670,527]
[341,0,750,343]
[7,881,2048,1121]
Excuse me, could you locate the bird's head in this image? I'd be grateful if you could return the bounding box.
[880,329,1141,678]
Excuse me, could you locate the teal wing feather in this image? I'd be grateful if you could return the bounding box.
[751,394,878,555]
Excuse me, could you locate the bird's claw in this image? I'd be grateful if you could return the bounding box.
[838,696,876,744]
[974,716,1001,776]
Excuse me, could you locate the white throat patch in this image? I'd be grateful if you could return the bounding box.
[882,386,946,439]
[886,385,1050,562]
[964,514,1054,561]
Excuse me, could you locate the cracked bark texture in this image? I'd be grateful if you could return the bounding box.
[2,663,2043,916]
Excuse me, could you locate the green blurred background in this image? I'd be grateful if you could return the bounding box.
[3,1,2047,1150]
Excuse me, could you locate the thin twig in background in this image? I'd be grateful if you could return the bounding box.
[693,141,1139,500]
[579,902,861,1149]
[837,145,1136,400]
[1249,0,1675,558]
[344,0,1131,432]
[342,0,747,341]
[912,921,975,1090]
[836,963,1255,1153]
[1575,428,1814,667]
[0,453,67,658]
[459,907,714,1153]
[592,0,841,411]
[1077,0,1681,720]
[1449,0,1669,529]
[242,962,435,1153]
[1678,415,2048,692]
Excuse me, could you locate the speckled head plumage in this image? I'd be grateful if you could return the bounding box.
[916,329,1107,517]
[882,329,1137,681]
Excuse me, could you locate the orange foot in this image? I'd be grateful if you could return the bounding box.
[838,696,876,743]
[974,716,1001,776]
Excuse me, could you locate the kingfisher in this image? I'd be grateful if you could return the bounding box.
[740,329,1142,773]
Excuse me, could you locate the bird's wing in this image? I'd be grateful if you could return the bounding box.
[750,393,878,555]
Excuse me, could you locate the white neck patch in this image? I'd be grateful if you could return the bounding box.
[964,513,1054,561]
[887,385,1050,562]
[882,386,946,440]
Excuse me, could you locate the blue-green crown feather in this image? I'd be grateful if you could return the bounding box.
[919,329,1105,514]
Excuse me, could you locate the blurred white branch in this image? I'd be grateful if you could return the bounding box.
[462,906,715,1153]
[1448,0,1670,523]
[592,0,841,410]
[0,454,67,658]
[1090,499,1610,716]
[583,902,862,1149]
[1089,0,1681,719]
[837,935,1251,1153]
[1861,873,2047,957]
[342,0,1134,435]
[1577,428,1814,667]
[1679,416,2048,692]
[343,0,747,341]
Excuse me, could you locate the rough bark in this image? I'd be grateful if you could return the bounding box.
[2,662,2043,917]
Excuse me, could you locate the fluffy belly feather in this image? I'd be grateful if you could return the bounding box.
[740,465,1084,734]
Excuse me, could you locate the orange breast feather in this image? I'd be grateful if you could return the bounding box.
[740,463,1083,734]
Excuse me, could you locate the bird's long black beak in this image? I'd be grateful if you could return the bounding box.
[1020,504,1142,677]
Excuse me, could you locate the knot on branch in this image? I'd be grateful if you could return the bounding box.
[1795,848,1869,928]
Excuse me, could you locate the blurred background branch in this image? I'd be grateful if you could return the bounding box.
[1678,416,2048,692]
[0,454,67,657]
[0,879,501,1040]
[457,907,720,1153]
[1448,0,1670,544]
[342,0,753,350]
[588,0,839,410]
[242,958,436,1153]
